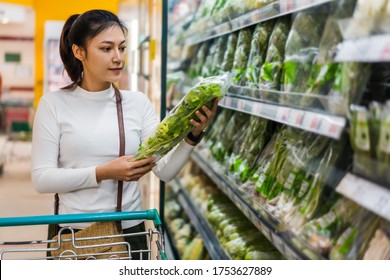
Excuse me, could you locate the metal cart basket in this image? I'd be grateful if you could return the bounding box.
[0,209,167,260]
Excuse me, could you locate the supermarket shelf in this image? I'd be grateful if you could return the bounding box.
[219,95,347,140]
[170,179,230,260]
[336,173,390,221]
[185,0,332,45]
[191,150,317,260]
[163,224,181,260]
[335,34,390,62]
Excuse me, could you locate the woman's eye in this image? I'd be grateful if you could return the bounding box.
[119,46,127,52]
[102,47,111,52]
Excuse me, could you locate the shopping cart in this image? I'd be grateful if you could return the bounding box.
[0,209,167,260]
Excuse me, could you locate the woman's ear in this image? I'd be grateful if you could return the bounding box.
[72,44,84,61]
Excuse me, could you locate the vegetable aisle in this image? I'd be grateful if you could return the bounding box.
[164,0,390,260]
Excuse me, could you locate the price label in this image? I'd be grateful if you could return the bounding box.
[252,102,262,115]
[381,42,390,60]
[336,34,390,62]
[237,99,245,111]
[337,173,390,221]
[225,97,232,108]
[288,110,305,126]
[276,107,289,123]
[279,0,295,13]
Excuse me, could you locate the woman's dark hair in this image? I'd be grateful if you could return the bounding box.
[59,9,128,90]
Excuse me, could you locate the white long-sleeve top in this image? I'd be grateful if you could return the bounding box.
[31,85,194,228]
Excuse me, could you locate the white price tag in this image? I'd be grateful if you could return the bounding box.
[279,0,295,13]
[237,99,245,111]
[276,107,289,123]
[337,173,390,221]
[336,35,390,62]
[251,102,262,115]
[302,113,322,132]
[225,97,232,108]
[288,110,305,126]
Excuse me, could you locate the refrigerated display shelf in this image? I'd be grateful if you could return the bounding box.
[335,34,390,62]
[185,0,332,45]
[170,179,231,260]
[190,150,323,260]
[163,224,182,260]
[219,95,347,140]
[336,173,390,221]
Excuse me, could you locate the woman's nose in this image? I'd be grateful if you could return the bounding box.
[112,50,121,64]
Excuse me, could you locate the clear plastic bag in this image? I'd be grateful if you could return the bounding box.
[135,73,233,161]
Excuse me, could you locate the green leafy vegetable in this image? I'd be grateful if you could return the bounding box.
[135,73,232,161]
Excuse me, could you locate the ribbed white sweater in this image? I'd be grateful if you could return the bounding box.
[31,85,193,228]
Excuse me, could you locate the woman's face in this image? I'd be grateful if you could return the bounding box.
[75,25,127,91]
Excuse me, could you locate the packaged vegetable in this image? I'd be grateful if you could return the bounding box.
[243,21,275,87]
[259,16,291,101]
[135,73,232,161]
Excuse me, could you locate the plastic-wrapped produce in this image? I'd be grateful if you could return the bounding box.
[330,62,371,115]
[303,0,357,109]
[350,106,372,159]
[201,39,218,77]
[135,73,231,161]
[243,21,275,87]
[300,198,361,255]
[377,103,390,164]
[210,111,250,162]
[266,132,330,215]
[188,41,212,78]
[204,108,234,145]
[215,0,277,24]
[282,6,329,105]
[211,35,229,75]
[232,27,254,84]
[253,127,290,199]
[221,32,239,72]
[259,16,291,101]
[228,116,274,183]
[284,136,350,231]
[344,0,389,39]
[329,208,380,260]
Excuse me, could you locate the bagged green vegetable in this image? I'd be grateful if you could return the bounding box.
[329,208,380,260]
[282,6,329,106]
[221,32,239,72]
[211,35,229,75]
[228,116,273,183]
[259,16,291,101]
[201,39,218,77]
[232,27,254,83]
[188,41,212,78]
[243,21,275,87]
[135,73,232,161]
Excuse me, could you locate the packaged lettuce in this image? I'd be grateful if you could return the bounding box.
[232,27,254,83]
[243,21,275,87]
[135,73,232,161]
[221,32,239,72]
[211,35,229,75]
[259,16,291,101]
[282,6,329,106]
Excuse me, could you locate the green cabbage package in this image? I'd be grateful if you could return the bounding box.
[135,73,232,161]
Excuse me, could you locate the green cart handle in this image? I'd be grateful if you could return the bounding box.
[0,209,162,228]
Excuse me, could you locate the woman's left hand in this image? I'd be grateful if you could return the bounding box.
[185,98,219,145]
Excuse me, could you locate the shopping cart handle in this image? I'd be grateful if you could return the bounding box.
[0,209,163,227]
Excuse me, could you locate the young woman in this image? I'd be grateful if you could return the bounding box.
[31,9,218,259]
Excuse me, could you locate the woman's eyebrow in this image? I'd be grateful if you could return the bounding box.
[100,40,126,45]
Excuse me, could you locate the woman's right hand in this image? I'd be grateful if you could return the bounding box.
[96,156,156,182]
